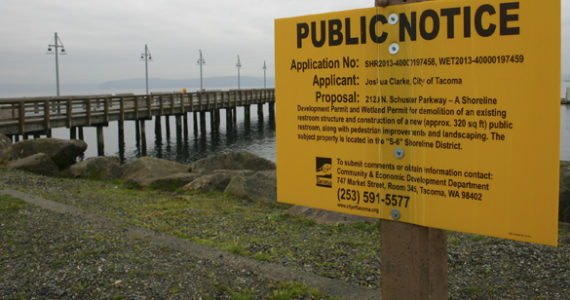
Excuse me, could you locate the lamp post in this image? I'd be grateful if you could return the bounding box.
[197,50,205,91]
[140,44,152,95]
[263,60,267,89]
[46,32,66,97]
[236,55,242,90]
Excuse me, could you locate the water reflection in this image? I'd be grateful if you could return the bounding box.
[117,105,277,164]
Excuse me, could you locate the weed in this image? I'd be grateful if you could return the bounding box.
[448,236,461,248]
[252,251,271,261]
[0,195,27,212]
[471,235,485,242]
[223,241,250,256]
[269,282,323,300]
[466,285,480,295]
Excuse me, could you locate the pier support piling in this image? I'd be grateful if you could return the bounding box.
[96,125,104,156]
[175,115,182,141]
[78,127,84,141]
[244,105,250,122]
[193,112,198,136]
[209,110,216,132]
[118,121,125,163]
[70,126,77,140]
[183,113,189,139]
[139,120,147,152]
[200,111,206,135]
[155,116,162,143]
[165,115,171,139]
[226,108,233,131]
[268,101,275,120]
[257,103,264,122]
[135,120,141,147]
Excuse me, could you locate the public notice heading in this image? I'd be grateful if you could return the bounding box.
[275,0,561,246]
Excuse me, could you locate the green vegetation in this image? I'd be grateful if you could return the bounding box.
[269,282,326,300]
[1,172,382,288]
[0,194,27,212]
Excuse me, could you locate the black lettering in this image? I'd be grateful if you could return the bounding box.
[297,23,309,48]
[311,21,326,47]
[463,6,471,37]
[360,16,367,44]
[345,18,359,45]
[370,14,388,43]
[500,2,520,35]
[475,4,496,37]
[329,19,343,46]
[441,7,461,39]
[420,9,440,40]
[399,12,417,41]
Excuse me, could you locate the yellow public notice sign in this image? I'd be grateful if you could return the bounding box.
[275,0,560,246]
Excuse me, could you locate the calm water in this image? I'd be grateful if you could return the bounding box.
[49,105,276,163]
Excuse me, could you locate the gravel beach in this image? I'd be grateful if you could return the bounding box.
[0,168,568,299]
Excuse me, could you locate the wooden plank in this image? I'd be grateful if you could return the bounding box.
[86,98,92,126]
[44,100,50,132]
[105,97,110,123]
[67,99,72,128]
[147,94,152,119]
[134,95,139,120]
[198,93,203,111]
[119,96,125,122]
[18,101,24,135]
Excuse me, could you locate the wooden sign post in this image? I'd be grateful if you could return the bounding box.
[373,1,447,299]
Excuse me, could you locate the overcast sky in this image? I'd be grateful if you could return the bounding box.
[0,0,568,92]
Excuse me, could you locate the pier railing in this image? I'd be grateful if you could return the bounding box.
[0,88,275,136]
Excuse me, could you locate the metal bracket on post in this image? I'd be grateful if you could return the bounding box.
[374,0,447,299]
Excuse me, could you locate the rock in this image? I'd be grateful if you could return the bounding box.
[191,151,275,174]
[287,205,377,226]
[6,153,59,177]
[184,170,247,192]
[1,138,87,170]
[224,170,276,204]
[0,134,11,159]
[560,161,570,222]
[121,157,191,186]
[69,157,122,180]
[148,173,202,191]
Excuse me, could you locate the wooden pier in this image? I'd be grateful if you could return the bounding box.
[0,89,275,155]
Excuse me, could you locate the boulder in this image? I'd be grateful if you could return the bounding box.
[224,170,276,204]
[560,161,570,222]
[121,157,191,186]
[0,134,11,159]
[191,151,275,174]
[184,170,247,192]
[69,156,122,180]
[1,138,87,170]
[6,153,59,177]
[287,205,377,226]
[148,173,202,191]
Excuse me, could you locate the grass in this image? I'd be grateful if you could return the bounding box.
[0,171,382,288]
[0,194,27,212]
[269,282,327,300]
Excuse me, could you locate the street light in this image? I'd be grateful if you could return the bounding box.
[262,60,267,89]
[140,44,152,95]
[197,49,205,91]
[46,32,67,97]
[236,55,242,90]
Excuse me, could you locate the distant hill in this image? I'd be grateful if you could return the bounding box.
[99,76,275,90]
